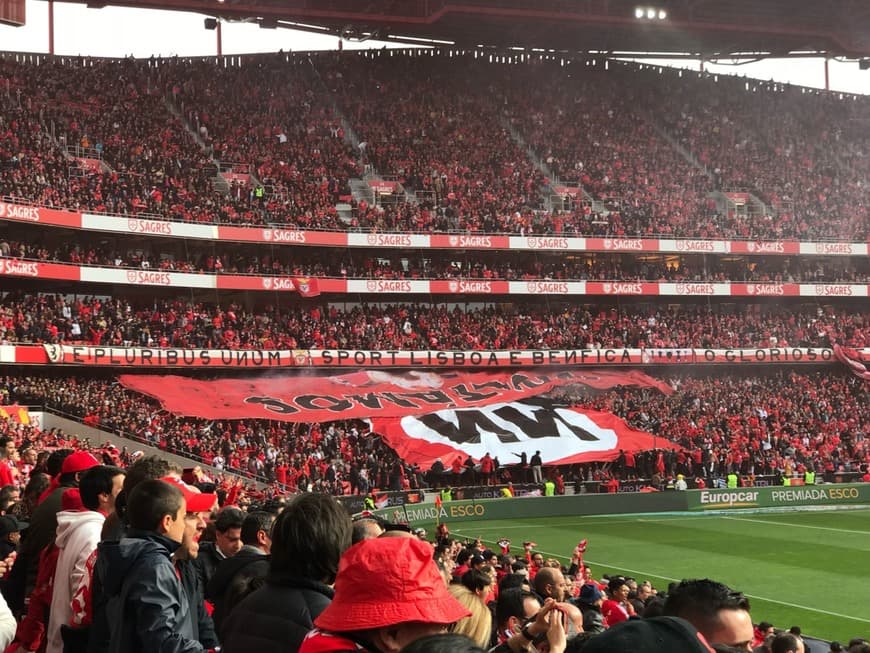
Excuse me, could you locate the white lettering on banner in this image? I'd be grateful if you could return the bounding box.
[125,270,171,286]
[526,237,569,249]
[366,233,413,247]
[603,282,644,295]
[365,280,413,293]
[676,283,716,295]
[747,241,785,253]
[770,489,834,502]
[699,490,759,505]
[604,238,644,251]
[0,260,39,276]
[264,229,306,243]
[815,284,853,297]
[814,242,853,255]
[747,284,784,296]
[126,218,173,235]
[0,203,40,221]
[398,400,617,463]
[527,281,569,294]
[675,240,716,252]
[269,278,295,291]
[449,235,492,248]
[448,281,491,293]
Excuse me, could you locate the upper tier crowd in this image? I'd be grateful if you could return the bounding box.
[1,294,867,350]
[1,368,866,490]
[2,50,869,240]
[3,227,870,284]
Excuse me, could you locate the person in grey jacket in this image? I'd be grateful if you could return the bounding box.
[91,479,206,653]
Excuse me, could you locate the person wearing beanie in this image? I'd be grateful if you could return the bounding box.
[7,450,98,615]
[298,536,471,653]
[574,583,606,634]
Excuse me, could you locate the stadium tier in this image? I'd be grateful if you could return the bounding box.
[0,47,868,495]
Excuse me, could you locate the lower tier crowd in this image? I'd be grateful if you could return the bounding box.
[1,369,866,492]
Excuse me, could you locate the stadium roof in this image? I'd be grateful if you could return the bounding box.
[38,0,870,59]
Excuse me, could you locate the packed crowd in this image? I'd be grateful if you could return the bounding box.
[3,228,870,283]
[0,441,862,653]
[1,294,867,350]
[3,51,870,239]
[1,368,866,490]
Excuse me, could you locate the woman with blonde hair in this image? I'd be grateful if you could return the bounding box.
[448,584,493,649]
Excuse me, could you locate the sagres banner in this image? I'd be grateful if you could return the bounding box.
[118,368,672,423]
[369,397,678,467]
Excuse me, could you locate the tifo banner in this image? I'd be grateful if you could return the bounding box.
[118,368,672,422]
[834,344,870,381]
[43,345,311,368]
[369,398,679,468]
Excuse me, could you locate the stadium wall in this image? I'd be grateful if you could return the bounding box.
[375,484,870,525]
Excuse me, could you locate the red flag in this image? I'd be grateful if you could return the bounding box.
[370,399,679,468]
[434,495,442,509]
[293,277,320,298]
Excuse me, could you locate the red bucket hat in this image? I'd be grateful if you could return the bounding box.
[314,537,470,632]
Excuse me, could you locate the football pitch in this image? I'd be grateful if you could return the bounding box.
[446,506,870,642]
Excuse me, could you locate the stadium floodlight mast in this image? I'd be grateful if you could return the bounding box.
[634,6,668,20]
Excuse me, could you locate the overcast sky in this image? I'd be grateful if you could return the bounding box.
[2,0,870,95]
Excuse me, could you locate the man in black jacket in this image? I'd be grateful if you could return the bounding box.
[220,493,352,653]
[92,479,208,653]
[207,510,274,634]
[195,507,244,593]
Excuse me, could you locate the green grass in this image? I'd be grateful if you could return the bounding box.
[443,507,870,642]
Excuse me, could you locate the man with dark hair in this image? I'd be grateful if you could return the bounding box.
[771,633,804,653]
[663,579,754,651]
[48,466,125,653]
[220,493,352,653]
[493,588,542,645]
[91,478,207,653]
[207,510,275,633]
[102,455,171,541]
[195,506,244,591]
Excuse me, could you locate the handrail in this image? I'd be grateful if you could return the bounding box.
[45,405,272,486]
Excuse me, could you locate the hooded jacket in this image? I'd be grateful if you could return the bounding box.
[47,509,106,653]
[91,530,205,653]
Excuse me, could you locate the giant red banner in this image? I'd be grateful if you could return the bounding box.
[118,369,672,422]
[370,399,679,467]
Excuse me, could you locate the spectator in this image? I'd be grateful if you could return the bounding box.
[195,506,245,592]
[207,510,275,634]
[447,585,492,649]
[91,478,206,653]
[7,450,98,614]
[220,493,352,653]
[582,616,717,653]
[771,633,805,653]
[298,536,470,653]
[663,579,754,651]
[47,465,125,653]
